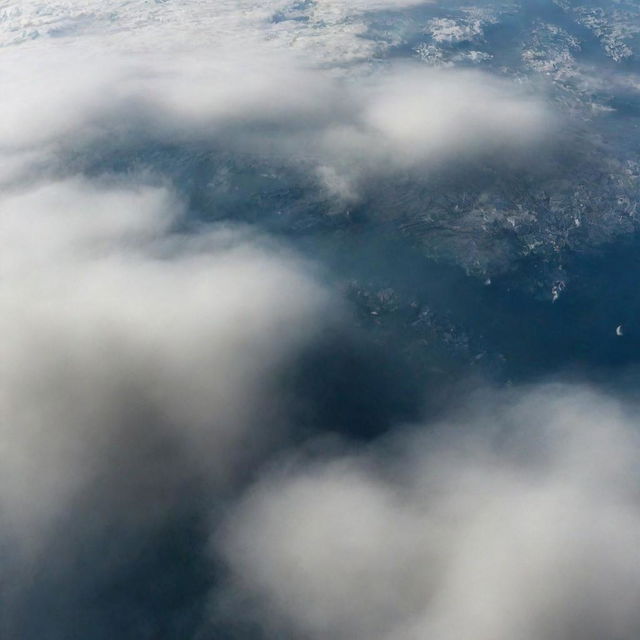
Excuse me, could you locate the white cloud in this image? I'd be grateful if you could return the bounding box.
[317,66,555,196]
[0,47,338,184]
[0,0,555,196]
[0,0,433,65]
[0,43,555,205]
[361,67,552,163]
[219,385,640,640]
[0,177,335,556]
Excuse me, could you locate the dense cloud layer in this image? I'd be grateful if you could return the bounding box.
[0,47,554,200]
[220,385,640,640]
[0,175,336,637]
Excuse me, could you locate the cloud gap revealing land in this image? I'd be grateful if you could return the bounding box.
[2,1,640,639]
